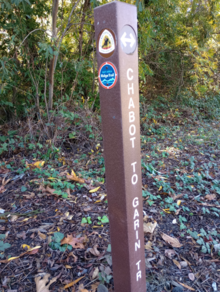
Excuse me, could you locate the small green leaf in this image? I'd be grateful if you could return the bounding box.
[201,245,207,253]
[62,193,68,199]
[81,217,87,224]
[87,217,92,224]
[197,238,204,245]
[101,215,109,223]
[49,46,53,55]
[21,186,27,192]
[107,244,111,252]
[0,241,11,251]
[53,232,64,243]
[69,132,76,139]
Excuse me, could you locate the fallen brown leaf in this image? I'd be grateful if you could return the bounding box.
[144,241,152,250]
[90,244,100,256]
[65,265,72,269]
[204,194,216,201]
[172,193,184,200]
[143,221,157,234]
[92,267,99,279]
[35,273,57,292]
[0,246,41,263]
[88,231,99,236]
[27,161,45,169]
[198,203,220,208]
[161,233,182,248]
[175,208,181,215]
[23,193,35,199]
[16,231,26,240]
[157,255,165,266]
[178,281,195,291]
[165,249,176,259]
[68,252,78,263]
[61,235,85,249]
[180,256,191,266]
[66,174,84,184]
[38,231,47,240]
[38,185,46,192]
[84,207,92,212]
[28,248,40,255]
[0,185,6,194]
[64,211,73,220]
[64,276,84,289]
[46,186,56,195]
[0,168,9,174]
[78,284,89,292]
[66,188,71,197]
[91,282,99,292]
[173,259,181,270]
[58,170,67,176]
[2,177,10,186]
[47,235,52,244]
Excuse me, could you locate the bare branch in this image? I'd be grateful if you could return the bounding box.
[16,29,47,56]
[54,0,81,71]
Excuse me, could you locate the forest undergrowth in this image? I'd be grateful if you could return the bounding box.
[0,97,220,292]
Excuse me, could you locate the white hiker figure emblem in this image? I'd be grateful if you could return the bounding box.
[99,29,115,55]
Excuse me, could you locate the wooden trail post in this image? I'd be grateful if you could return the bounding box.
[94,2,146,292]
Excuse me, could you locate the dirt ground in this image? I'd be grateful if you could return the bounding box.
[0,119,220,292]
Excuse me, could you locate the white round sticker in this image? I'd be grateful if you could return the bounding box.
[99,29,115,55]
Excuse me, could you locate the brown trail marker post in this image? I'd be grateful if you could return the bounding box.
[94,2,146,292]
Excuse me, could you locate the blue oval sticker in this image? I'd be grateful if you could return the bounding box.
[98,62,118,89]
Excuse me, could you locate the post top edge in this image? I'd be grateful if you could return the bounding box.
[94,1,136,10]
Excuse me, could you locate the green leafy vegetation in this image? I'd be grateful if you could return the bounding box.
[0,234,11,258]
[49,232,72,252]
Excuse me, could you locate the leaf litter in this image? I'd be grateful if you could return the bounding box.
[1,118,220,291]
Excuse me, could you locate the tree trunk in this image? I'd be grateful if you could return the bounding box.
[48,0,59,111]
[78,0,90,59]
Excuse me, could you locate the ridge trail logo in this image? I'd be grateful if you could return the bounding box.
[98,62,118,89]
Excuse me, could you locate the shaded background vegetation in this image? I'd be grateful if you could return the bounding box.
[0,0,220,129]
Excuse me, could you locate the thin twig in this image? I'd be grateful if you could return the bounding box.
[15,29,48,56]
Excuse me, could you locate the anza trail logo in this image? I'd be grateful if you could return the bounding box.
[98,29,116,57]
[98,62,118,89]
[102,35,111,49]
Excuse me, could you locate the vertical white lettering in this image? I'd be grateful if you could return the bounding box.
[127,68,134,80]
[135,240,140,251]
[136,230,139,240]
[128,97,135,109]
[129,124,136,136]
[132,197,139,208]
[134,219,139,230]
[133,208,139,220]
[128,83,134,95]
[132,174,138,185]
[136,260,141,270]
[131,161,137,173]
[129,111,135,123]
[136,271,142,281]
[130,137,136,148]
